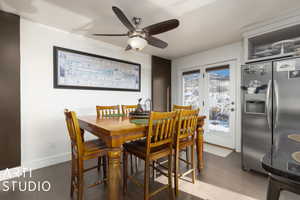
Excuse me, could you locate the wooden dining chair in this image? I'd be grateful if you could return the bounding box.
[95,105,121,171]
[96,105,120,117]
[174,109,199,196]
[64,109,109,200]
[122,104,137,115]
[172,104,193,165]
[122,104,140,174]
[123,111,177,200]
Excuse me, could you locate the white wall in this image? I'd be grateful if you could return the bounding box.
[171,42,243,151]
[20,19,152,170]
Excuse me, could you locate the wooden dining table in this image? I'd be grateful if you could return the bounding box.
[78,115,206,200]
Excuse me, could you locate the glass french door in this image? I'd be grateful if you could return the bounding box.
[204,63,235,149]
[182,61,236,149]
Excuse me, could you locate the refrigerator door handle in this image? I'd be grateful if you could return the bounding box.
[266,80,272,129]
[274,80,279,128]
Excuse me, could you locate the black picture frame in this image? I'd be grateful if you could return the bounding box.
[53,46,141,92]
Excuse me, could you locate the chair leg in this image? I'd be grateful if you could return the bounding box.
[135,157,139,172]
[70,156,75,198]
[168,154,175,200]
[185,147,189,168]
[191,144,196,184]
[102,156,107,179]
[152,161,155,182]
[70,177,74,198]
[97,157,101,172]
[130,154,134,175]
[144,158,150,200]
[267,176,281,200]
[123,151,128,194]
[77,160,84,200]
[174,148,180,197]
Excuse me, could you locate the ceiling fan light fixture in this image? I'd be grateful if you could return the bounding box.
[127,36,147,50]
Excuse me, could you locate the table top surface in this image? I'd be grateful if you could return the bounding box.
[78,115,206,136]
[78,115,147,135]
[262,133,300,182]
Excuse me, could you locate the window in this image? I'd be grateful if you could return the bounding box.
[182,70,200,108]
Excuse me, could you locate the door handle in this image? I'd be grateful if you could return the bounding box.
[266,80,272,129]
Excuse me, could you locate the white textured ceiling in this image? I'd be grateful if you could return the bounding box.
[1,0,300,59]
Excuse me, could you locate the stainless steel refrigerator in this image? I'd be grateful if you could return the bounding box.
[241,57,300,173]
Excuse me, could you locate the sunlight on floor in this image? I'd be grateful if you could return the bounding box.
[156,176,258,200]
[203,143,233,158]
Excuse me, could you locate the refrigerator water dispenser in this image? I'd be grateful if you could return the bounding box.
[244,94,266,114]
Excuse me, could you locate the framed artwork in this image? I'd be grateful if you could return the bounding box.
[53,46,141,92]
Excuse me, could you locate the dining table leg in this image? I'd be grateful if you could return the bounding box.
[107,148,122,200]
[196,127,204,171]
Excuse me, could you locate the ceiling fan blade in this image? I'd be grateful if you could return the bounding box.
[112,6,135,31]
[143,19,179,35]
[93,33,128,36]
[147,36,168,49]
[125,45,132,51]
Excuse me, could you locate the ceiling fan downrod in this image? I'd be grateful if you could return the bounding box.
[132,17,142,28]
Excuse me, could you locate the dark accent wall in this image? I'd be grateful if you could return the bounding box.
[152,56,172,112]
[0,11,20,170]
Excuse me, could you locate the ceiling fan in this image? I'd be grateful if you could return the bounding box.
[93,6,180,51]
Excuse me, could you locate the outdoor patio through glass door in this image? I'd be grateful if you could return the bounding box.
[207,66,230,133]
[204,63,236,149]
[182,61,236,149]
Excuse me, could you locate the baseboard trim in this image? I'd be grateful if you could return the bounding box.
[0,152,71,181]
[204,142,235,151]
[23,152,71,170]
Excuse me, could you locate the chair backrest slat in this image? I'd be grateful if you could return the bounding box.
[164,119,170,139]
[183,117,187,132]
[96,105,120,117]
[160,121,166,141]
[154,122,160,142]
[122,105,137,115]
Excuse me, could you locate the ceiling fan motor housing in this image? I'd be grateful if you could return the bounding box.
[129,30,146,39]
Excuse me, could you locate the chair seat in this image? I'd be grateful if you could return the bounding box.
[83,139,108,159]
[124,139,172,160]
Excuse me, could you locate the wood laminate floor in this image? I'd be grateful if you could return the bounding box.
[0,152,269,200]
